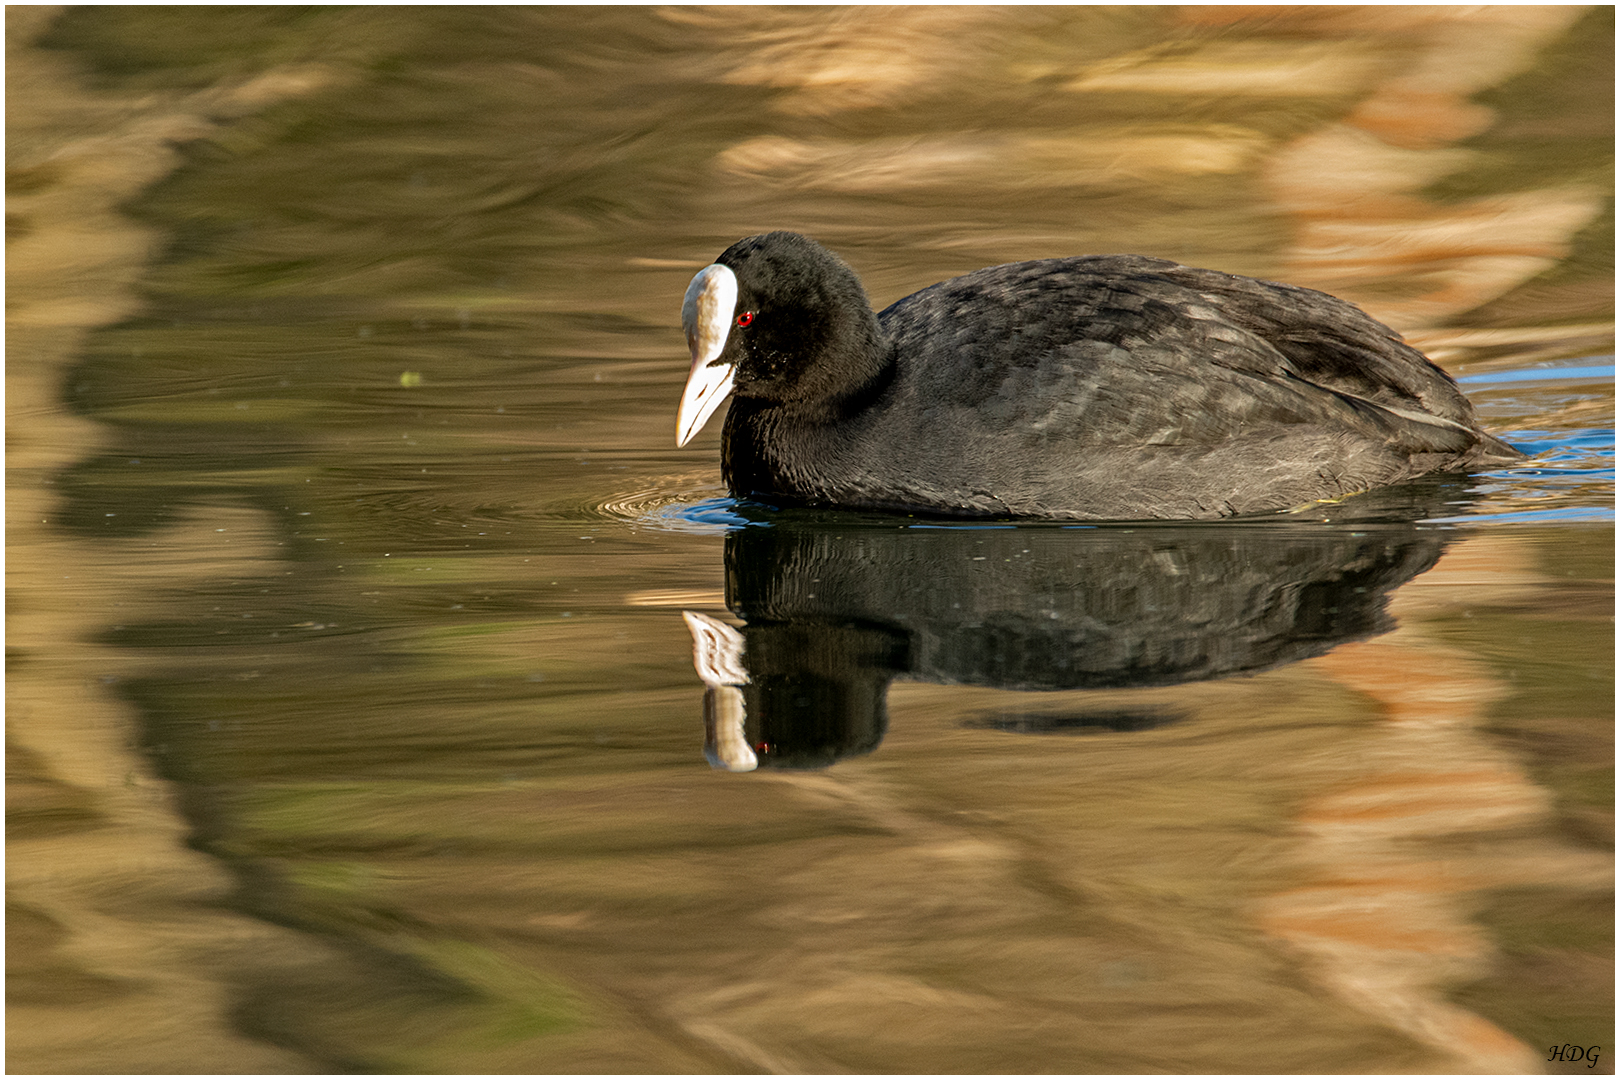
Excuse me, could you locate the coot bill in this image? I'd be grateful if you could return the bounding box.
[676,231,1521,520]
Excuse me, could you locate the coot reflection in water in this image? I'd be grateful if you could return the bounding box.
[684,481,1464,770]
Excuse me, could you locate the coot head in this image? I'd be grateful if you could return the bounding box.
[677,231,884,446]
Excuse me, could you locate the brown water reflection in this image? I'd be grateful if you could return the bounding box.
[1266,538,1610,1073]
[7,6,1612,1074]
[7,7,329,1072]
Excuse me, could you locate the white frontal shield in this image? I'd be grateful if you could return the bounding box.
[677,263,740,447]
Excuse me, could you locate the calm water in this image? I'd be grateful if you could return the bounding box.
[8,7,1612,1074]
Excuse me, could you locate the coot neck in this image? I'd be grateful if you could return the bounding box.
[784,307,893,423]
[721,319,895,504]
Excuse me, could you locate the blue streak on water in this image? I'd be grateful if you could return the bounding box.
[1428,506,1616,525]
[1458,361,1615,385]
[1495,428,1617,494]
[654,497,771,532]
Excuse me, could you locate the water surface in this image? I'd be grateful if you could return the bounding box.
[7,7,1612,1073]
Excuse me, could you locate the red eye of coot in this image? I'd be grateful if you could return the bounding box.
[736,311,755,328]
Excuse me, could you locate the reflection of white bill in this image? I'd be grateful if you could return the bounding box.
[703,685,756,773]
[683,611,757,772]
[682,610,749,686]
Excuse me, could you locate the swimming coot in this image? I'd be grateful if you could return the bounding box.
[676,231,1522,520]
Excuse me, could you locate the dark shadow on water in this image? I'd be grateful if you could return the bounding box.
[689,476,1475,770]
[963,707,1183,735]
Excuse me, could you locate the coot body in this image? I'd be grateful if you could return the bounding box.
[676,231,1521,520]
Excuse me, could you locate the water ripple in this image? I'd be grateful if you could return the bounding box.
[596,485,772,534]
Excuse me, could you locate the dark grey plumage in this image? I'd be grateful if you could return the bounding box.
[685,231,1521,520]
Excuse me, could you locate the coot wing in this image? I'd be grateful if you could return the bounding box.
[880,255,1489,457]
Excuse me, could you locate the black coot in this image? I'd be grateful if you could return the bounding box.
[676,231,1521,520]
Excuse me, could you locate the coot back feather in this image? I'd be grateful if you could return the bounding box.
[675,231,1521,520]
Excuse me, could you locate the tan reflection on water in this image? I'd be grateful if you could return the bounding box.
[1259,537,1613,1074]
[719,126,1272,194]
[1247,6,1603,331]
[666,5,1021,117]
[6,8,334,1072]
[703,4,1609,362]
